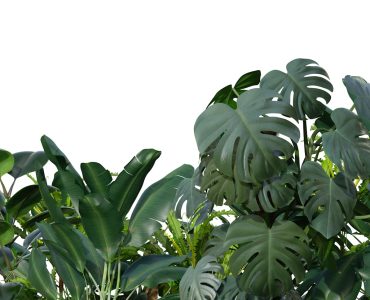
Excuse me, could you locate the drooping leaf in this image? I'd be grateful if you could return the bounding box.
[128,164,193,247]
[81,162,112,198]
[195,88,299,184]
[79,193,122,261]
[28,248,57,300]
[225,216,311,298]
[179,255,222,300]
[23,229,41,249]
[299,161,356,239]
[0,220,14,246]
[0,149,14,177]
[8,151,48,179]
[109,149,161,218]
[5,185,43,218]
[260,58,333,119]
[343,75,370,131]
[322,108,370,178]
[121,255,187,291]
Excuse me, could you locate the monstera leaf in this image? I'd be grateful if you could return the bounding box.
[260,58,333,119]
[225,216,311,298]
[204,224,229,257]
[195,88,299,184]
[322,108,370,179]
[180,255,223,300]
[343,75,370,131]
[298,161,356,239]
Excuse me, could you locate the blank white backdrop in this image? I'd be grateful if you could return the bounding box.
[0,1,367,189]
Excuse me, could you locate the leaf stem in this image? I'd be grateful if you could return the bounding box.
[0,178,9,198]
[354,215,370,220]
[303,119,310,161]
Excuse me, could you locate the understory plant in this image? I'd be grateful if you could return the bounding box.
[1,58,370,300]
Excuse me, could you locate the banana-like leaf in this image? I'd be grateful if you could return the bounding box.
[128,164,193,247]
[322,108,370,178]
[0,220,14,246]
[109,149,160,218]
[28,249,57,300]
[225,216,311,298]
[8,151,48,179]
[195,88,299,184]
[179,255,223,300]
[0,149,14,177]
[174,168,206,218]
[79,193,122,261]
[22,206,75,229]
[343,75,370,131]
[260,58,333,119]
[5,185,43,218]
[121,254,187,291]
[81,162,112,198]
[299,161,357,238]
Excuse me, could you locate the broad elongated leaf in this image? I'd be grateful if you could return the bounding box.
[79,193,122,261]
[225,216,311,298]
[0,149,14,177]
[81,162,112,198]
[195,88,299,183]
[128,164,193,247]
[180,255,222,300]
[9,151,48,179]
[22,206,75,229]
[0,283,22,300]
[343,75,370,130]
[5,185,43,218]
[0,221,14,246]
[322,108,370,178]
[260,58,333,119]
[28,249,57,300]
[109,149,160,218]
[299,161,356,238]
[121,254,187,291]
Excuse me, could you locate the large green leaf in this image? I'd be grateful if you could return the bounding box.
[225,216,311,298]
[343,75,370,130]
[179,255,222,300]
[109,149,160,218]
[28,248,57,300]
[8,151,48,179]
[121,254,187,291]
[216,276,247,300]
[0,220,14,246]
[204,224,229,257]
[79,193,122,261]
[81,162,112,198]
[0,283,22,300]
[322,108,370,178]
[0,149,14,177]
[195,88,299,183]
[128,164,193,247]
[5,185,43,218]
[299,161,357,238]
[260,58,333,119]
[359,252,370,296]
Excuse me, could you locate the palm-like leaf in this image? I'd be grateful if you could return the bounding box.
[195,88,299,184]
[298,161,356,239]
[260,58,333,119]
[179,255,223,300]
[225,216,311,298]
[322,108,370,178]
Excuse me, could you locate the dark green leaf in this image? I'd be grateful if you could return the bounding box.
[109,149,160,218]
[217,276,247,300]
[234,70,261,93]
[208,85,236,108]
[9,151,48,179]
[0,220,14,246]
[0,149,14,177]
[359,252,370,296]
[260,58,333,119]
[79,193,122,261]
[128,164,193,247]
[314,109,334,133]
[204,224,229,257]
[0,283,22,300]
[5,185,43,218]
[81,162,112,198]
[22,207,75,229]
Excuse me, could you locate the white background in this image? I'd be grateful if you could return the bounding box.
[0,1,368,189]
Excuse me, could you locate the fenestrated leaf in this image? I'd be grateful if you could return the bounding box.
[260,58,333,119]
[234,70,261,93]
[195,88,299,184]
[109,149,161,218]
[121,254,187,291]
[322,108,370,178]
[128,164,193,247]
[225,216,311,298]
[0,221,14,246]
[180,255,223,300]
[28,248,57,300]
[216,276,247,300]
[174,167,206,218]
[8,151,48,179]
[299,161,357,239]
[79,193,122,261]
[81,162,112,198]
[0,149,14,177]
[343,75,370,130]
